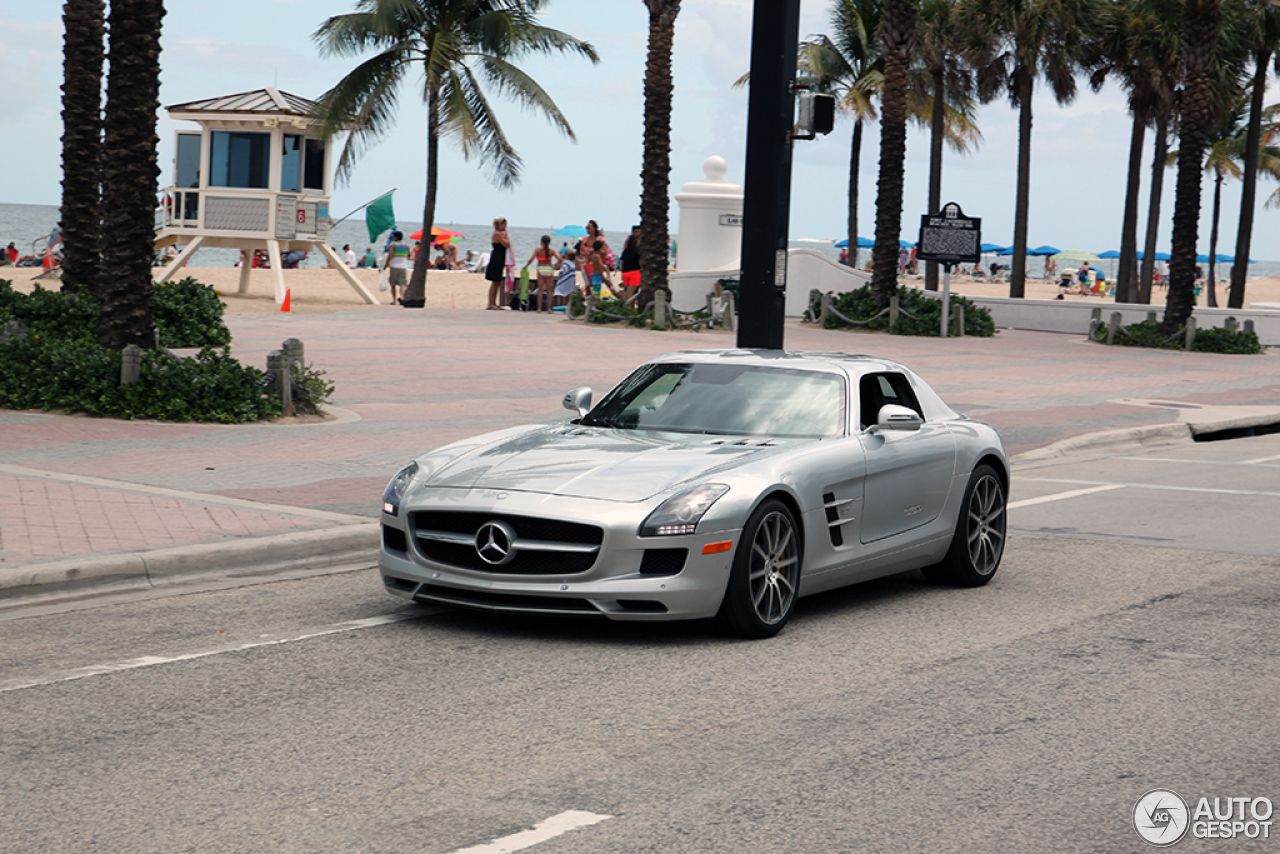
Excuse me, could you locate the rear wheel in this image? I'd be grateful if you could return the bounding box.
[717,499,801,639]
[923,463,1006,587]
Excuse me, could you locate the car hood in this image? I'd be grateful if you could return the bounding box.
[422,424,811,502]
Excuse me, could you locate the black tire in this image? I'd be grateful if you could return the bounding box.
[717,499,801,639]
[923,463,1007,587]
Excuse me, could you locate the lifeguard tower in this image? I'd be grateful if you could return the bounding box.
[154,87,376,304]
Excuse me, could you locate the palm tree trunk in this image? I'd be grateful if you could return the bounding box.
[848,118,862,264]
[1139,112,1169,305]
[405,87,439,306]
[1116,113,1146,304]
[1008,68,1033,300]
[1163,0,1219,336]
[924,67,945,292]
[60,0,105,300]
[1228,47,1271,310]
[1207,173,1221,307]
[871,0,915,306]
[97,0,164,351]
[637,0,681,310]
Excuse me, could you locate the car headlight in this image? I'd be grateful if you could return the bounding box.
[640,484,730,537]
[382,462,419,516]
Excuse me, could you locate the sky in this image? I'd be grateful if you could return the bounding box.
[2,0,1278,259]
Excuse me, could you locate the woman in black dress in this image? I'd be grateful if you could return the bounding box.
[485,217,511,310]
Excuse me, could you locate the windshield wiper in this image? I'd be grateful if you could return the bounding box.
[585,414,628,430]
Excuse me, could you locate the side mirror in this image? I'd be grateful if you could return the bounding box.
[869,403,923,433]
[563,387,592,419]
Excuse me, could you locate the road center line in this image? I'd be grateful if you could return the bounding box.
[448,811,613,854]
[0,610,436,694]
[1021,477,1280,498]
[1010,484,1126,509]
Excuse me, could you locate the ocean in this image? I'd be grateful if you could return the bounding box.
[3,202,1276,279]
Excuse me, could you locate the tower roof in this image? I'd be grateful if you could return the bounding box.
[167,87,316,117]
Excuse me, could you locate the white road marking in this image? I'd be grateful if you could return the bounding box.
[1009,484,1125,509]
[1022,477,1280,498]
[0,463,368,524]
[0,610,435,693]
[449,811,613,854]
[1114,456,1280,468]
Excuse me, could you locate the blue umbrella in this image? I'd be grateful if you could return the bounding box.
[900,239,916,248]
[552,225,588,237]
[1097,250,1122,259]
[1030,245,1061,256]
[834,239,848,248]
[980,243,1006,253]
[858,236,875,247]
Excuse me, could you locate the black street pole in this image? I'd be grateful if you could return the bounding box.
[736,0,801,350]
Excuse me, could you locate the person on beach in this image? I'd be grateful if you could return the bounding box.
[359,247,376,269]
[585,240,617,296]
[554,250,578,307]
[619,232,641,300]
[384,230,410,305]
[522,235,561,313]
[485,217,512,310]
[583,220,611,268]
[343,244,357,268]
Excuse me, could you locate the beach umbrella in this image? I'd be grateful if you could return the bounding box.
[552,225,589,237]
[900,239,916,248]
[858,236,875,247]
[979,243,1006,253]
[834,239,848,248]
[1097,250,1122,259]
[409,227,465,243]
[1030,245,1061,256]
[1050,249,1099,261]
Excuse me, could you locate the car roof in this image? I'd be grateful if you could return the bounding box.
[648,349,909,378]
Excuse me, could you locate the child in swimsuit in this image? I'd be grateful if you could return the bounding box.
[522,234,562,314]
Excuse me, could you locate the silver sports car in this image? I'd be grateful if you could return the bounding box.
[379,349,1008,638]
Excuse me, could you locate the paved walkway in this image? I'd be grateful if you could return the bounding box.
[3,307,1278,608]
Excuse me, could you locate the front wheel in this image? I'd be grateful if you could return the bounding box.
[717,499,801,639]
[923,463,1006,587]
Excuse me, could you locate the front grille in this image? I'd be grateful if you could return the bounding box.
[410,510,603,575]
[639,548,688,576]
[412,583,603,616]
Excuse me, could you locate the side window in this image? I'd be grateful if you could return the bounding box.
[859,372,923,429]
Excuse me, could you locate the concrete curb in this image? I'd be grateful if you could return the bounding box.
[0,522,379,612]
[1012,422,1193,462]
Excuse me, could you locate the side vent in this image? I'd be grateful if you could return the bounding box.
[823,490,859,547]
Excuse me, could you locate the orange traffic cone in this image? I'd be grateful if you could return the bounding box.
[281,289,291,312]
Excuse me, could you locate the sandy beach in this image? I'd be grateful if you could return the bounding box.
[5,265,1280,315]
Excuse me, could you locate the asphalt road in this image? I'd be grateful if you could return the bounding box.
[2,434,1278,853]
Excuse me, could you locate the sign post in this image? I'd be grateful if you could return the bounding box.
[916,203,980,338]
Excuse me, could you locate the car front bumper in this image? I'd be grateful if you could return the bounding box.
[378,486,740,621]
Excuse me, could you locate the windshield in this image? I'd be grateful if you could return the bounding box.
[581,362,846,437]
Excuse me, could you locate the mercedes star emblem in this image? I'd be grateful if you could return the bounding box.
[475,520,518,565]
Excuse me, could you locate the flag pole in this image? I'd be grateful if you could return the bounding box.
[330,188,397,229]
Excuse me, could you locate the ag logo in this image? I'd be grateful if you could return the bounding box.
[1135,789,1190,846]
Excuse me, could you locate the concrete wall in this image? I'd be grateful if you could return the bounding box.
[925,292,1280,346]
[669,249,871,316]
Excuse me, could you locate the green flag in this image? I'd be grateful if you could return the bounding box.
[365,194,396,243]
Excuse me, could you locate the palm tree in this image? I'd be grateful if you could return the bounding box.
[636,0,681,311]
[59,0,105,300]
[797,0,883,258]
[870,0,916,306]
[96,0,164,351]
[1177,95,1280,306]
[1086,0,1180,304]
[961,0,1095,299]
[913,0,980,291]
[1163,0,1221,335]
[1227,3,1280,309]
[312,0,598,306]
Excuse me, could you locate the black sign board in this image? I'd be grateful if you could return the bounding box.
[916,202,980,266]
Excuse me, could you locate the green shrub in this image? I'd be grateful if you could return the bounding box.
[586,296,650,327]
[153,276,232,348]
[826,285,996,337]
[0,279,283,422]
[289,362,335,416]
[1189,326,1263,355]
[1091,319,1182,349]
